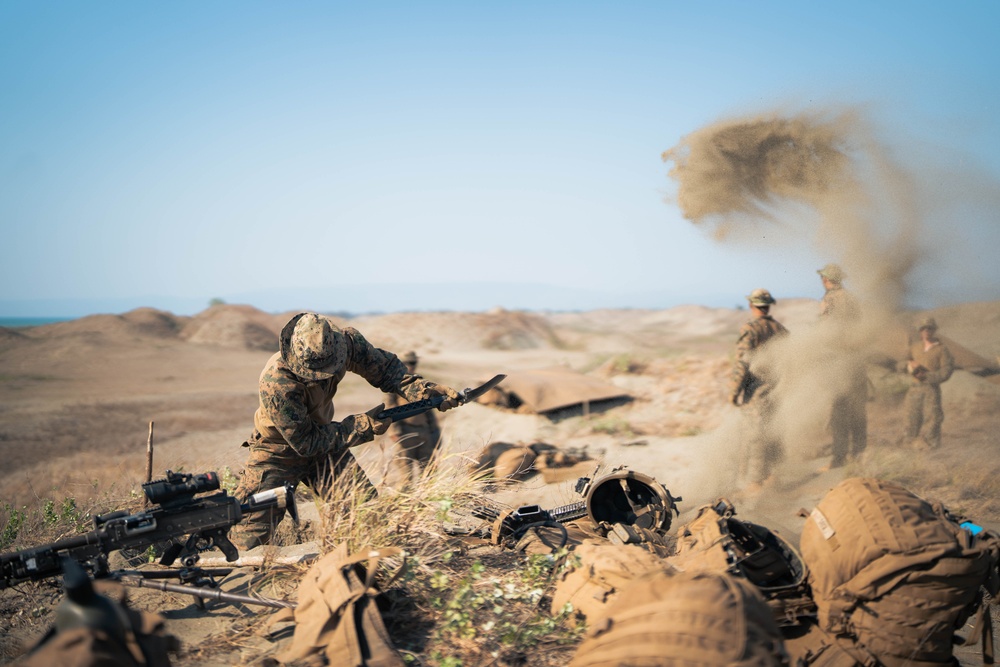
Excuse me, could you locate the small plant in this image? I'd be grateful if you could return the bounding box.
[589,416,634,437]
[220,467,240,494]
[1,503,27,549]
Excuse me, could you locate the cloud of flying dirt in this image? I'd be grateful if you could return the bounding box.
[660,109,933,496]
[662,109,924,310]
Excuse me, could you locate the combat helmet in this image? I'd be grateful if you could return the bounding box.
[280,313,347,381]
[817,263,846,284]
[401,351,418,366]
[746,288,776,307]
[917,316,938,332]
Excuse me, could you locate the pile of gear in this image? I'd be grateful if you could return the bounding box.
[16,468,1000,667]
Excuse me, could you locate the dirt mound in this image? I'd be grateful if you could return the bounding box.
[350,309,563,352]
[0,327,28,344]
[30,308,186,342]
[179,304,283,351]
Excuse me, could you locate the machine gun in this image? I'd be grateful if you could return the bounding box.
[0,470,298,608]
[471,501,590,548]
[448,467,682,551]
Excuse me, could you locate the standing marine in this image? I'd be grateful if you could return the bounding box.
[730,288,789,491]
[900,316,954,449]
[233,312,460,548]
[817,263,868,468]
[382,351,442,485]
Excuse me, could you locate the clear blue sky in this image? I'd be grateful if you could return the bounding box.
[2,2,998,316]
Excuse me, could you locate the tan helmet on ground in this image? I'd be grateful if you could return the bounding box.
[746,288,776,307]
[918,316,938,332]
[817,263,846,284]
[279,313,347,381]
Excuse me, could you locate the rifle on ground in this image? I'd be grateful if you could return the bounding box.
[0,470,298,608]
[377,374,506,422]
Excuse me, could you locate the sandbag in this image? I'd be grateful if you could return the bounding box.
[799,477,1000,667]
[550,539,669,620]
[276,542,406,667]
[567,570,789,667]
[493,446,537,479]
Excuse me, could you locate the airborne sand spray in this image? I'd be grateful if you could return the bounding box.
[661,109,928,494]
[661,109,921,310]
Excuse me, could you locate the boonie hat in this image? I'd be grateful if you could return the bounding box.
[917,316,938,332]
[746,288,776,307]
[401,351,418,365]
[817,263,846,283]
[279,313,347,381]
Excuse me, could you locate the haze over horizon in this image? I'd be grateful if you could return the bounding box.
[3,3,998,319]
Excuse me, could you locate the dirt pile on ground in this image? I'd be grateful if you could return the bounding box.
[31,308,188,343]
[2,300,999,666]
[179,304,285,351]
[351,308,564,352]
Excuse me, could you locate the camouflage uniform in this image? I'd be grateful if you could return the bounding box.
[818,265,868,467]
[900,318,954,448]
[730,289,789,485]
[233,313,458,548]
[382,352,442,485]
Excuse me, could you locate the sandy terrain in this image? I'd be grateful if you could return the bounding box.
[1,301,999,664]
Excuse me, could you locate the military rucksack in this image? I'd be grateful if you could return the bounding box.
[797,477,1000,667]
[14,579,178,667]
[550,539,671,620]
[567,569,790,667]
[274,543,407,667]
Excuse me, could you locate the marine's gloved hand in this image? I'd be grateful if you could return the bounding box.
[404,378,462,411]
[337,404,392,449]
[422,382,462,411]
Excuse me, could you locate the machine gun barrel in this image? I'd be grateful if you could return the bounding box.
[116,575,296,609]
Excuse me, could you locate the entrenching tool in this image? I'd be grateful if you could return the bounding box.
[376,374,506,422]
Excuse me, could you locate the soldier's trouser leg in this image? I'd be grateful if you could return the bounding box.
[748,400,782,484]
[829,396,850,467]
[905,385,926,441]
[233,449,310,549]
[925,385,944,448]
[849,395,868,457]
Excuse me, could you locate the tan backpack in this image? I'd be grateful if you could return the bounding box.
[493,446,537,479]
[550,539,670,620]
[798,477,1000,667]
[275,543,407,667]
[15,581,178,667]
[567,570,790,667]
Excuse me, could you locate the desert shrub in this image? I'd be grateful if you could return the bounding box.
[306,456,586,665]
[588,416,635,437]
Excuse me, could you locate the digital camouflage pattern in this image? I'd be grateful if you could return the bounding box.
[817,262,846,284]
[383,389,441,484]
[280,312,348,381]
[818,283,859,320]
[902,335,954,448]
[730,315,789,405]
[731,311,788,485]
[234,317,459,547]
[819,282,867,467]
